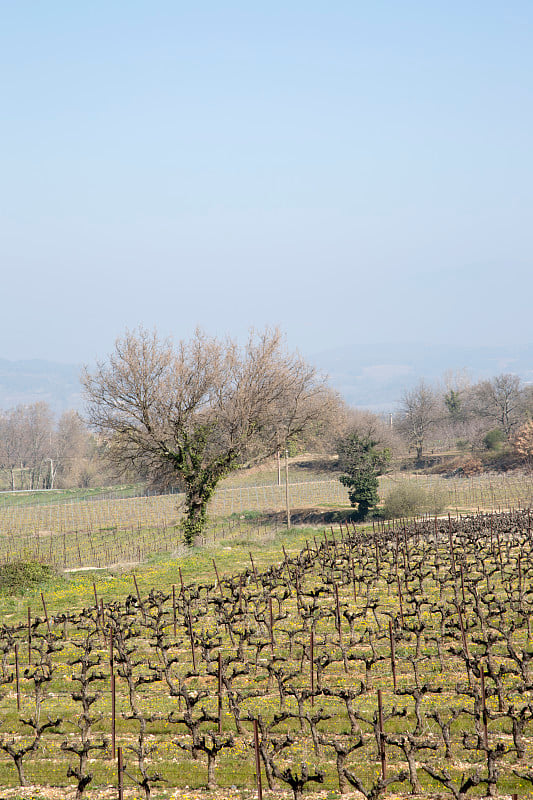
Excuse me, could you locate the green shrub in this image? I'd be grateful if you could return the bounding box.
[483,428,506,451]
[0,559,59,593]
[382,482,447,519]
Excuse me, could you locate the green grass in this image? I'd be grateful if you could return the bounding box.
[0,523,326,620]
[0,467,532,798]
[0,483,145,509]
[0,559,60,593]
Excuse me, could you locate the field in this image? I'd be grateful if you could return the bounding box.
[0,506,532,799]
[0,469,532,798]
[0,469,532,571]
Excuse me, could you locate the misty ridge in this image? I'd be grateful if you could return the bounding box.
[0,343,531,415]
[1,335,532,496]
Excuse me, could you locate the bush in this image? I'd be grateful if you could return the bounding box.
[483,428,506,451]
[0,559,59,593]
[382,482,447,519]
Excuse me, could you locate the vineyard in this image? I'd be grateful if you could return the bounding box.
[0,511,531,798]
[0,471,532,571]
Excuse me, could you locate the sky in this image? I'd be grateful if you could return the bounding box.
[2,1,532,365]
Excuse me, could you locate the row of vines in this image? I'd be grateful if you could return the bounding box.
[0,472,532,570]
[0,511,532,797]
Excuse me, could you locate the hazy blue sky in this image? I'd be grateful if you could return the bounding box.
[2,2,532,364]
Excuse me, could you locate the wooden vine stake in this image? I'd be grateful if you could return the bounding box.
[188,606,197,673]
[100,598,106,645]
[310,627,315,706]
[402,525,409,573]
[458,606,469,659]
[218,652,223,733]
[172,584,177,636]
[253,719,263,800]
[458,606,472,686]
[334,583,341,636]
[396,576,405,627]
[496,529,504,581]
[377,689,386,779]
[117,746,124,800]
[459,564,466,606]
[15,644,20,711]
[40,591,51,635]
[268,596,275,655]
[448,514,457,580]
[27,606,32,666]
[111,674,116,760]
[480,662,488,748]
[132,574,145,621]
[389,619,397,691]
[110,631,116,759]
[295,570,301,608]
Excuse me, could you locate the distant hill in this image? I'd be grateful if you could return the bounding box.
[312,343,533,413]
[0,359,83,414]
[0,343,532,416]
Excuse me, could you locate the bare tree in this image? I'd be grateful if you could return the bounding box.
[22,404,55,489]
[0,408,22,490]
[396,381,439,461]
[0,403,54,490]
[470,374,525,439]
[340,408,399,454]
[53,411,99,489]
[83,327,336,544]
[0,405,115,491]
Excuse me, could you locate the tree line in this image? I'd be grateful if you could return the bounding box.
[0,405,109,491]
[336,374,533,520]
[1,328,532,528]
[394,373,533,464]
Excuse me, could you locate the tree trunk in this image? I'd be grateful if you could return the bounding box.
[336,753,348,794]
[182,472,221,545]
[207,752,216,790]
[14,754,27,787]
[405,750,421,794]
[182,491,208,546]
